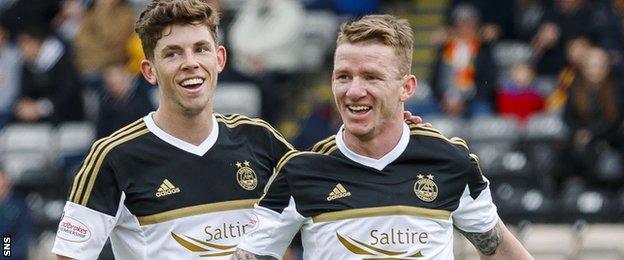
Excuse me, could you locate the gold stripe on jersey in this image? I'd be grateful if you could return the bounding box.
[137,198,257,225]
[215,113,294,150]
[260,151,313,203]
[469,153,484,176]
[69,119,144,203]
[275,150,301,175]
[72,123,147,205]
[409,129,469,151]
[312,205,451,223]
[81,127,150,206]
[319,140,337,155]
[311,136,335,152]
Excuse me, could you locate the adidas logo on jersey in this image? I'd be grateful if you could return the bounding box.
[156,179,180,197]
[327,183,351,201]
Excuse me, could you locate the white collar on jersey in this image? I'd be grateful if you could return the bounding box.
[143,112,219,156]
[335,122,410,171]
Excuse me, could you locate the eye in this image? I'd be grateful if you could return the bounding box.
[196,46,209,53]
[335,74,350,81]
[164,51,179,58]
[365,75,381,81]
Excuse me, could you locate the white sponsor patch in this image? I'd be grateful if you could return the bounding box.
[57,216,92,242]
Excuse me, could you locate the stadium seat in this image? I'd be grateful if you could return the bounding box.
[492,41,533,68]
[56,121,95,155]
[522,224,578,260]
[300,11,339,72]
[560,182,612,222]
[214,82,261,117]
[524,113,568,142]
[594,147,623,183]
[0,123,55,154]
[0,124,59,186]
[425,115,466,140]
[577,224,624,260]
[56,122,95,168]
[467,115,520,143]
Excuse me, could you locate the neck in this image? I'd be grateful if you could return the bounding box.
[343,119,404,159]
[153,107,214,146]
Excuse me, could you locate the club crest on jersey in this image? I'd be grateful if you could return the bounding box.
[414,174,438,202]
[235,161,257,190]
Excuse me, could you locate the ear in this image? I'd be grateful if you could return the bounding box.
[216,45,227,73]
[140,59,158,85]
[400,74,417,102]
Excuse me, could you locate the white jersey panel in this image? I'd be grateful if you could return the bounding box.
[52,201,118,259]
[140,208,260,259]
[451,179,498,233]
[300,215,454,260]
[238,197,305,259]
[109,203,144,259]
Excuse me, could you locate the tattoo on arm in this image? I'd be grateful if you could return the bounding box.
[457,222,503,255]
[231,249,278,260]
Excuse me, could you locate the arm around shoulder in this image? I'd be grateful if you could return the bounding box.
[458,218,533,260]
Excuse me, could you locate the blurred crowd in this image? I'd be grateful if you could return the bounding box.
[1,0,624,258]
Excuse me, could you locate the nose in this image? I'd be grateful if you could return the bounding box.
[181,52,200,70]
[345,77,367,99]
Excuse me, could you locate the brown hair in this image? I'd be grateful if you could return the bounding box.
[571,76,620,123]
[135,0,219,60]
[336,14,414,75]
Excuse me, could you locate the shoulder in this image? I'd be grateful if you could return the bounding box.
[215,113,293,149]
[309,135,337,154]
[89,118,150,158]
[407,122,479,170]
[407,122,469,153]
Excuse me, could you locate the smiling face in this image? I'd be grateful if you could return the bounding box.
[332,42,416,141]
[140,23,226,116]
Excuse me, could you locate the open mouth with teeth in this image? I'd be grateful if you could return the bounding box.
[179,77,205,90]
[348,105,372,114]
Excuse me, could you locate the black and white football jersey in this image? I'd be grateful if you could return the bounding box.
[52,113,293,259]
[238,122,497,259]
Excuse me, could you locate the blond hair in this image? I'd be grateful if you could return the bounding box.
[135,0,219,60]
[337,14,413,75]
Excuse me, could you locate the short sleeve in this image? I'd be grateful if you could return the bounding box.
[51,201,120,259]
[266,126,295,168]
[451,154,498,233]
[238,162,304,259]
[52,142,124,258]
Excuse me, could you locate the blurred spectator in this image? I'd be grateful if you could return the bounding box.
[228,0,305,124]
[431,3,497,118]
[0,23,21,129]
[52,0,87,41]
[531,0,622,75]
[96,62,154,138]
[0,0,60,41]
[496,62,544,123]
[562,47,623,187]
[73,0,135,79]
[545,36,591,114]
[0,166,33,259]
[14,24,84,125]
[451,0,511,40]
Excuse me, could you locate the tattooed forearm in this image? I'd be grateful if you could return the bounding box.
[231,249,278,260]
[457,222,503,255]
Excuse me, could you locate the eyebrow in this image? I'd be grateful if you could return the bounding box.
[159,40,214,56]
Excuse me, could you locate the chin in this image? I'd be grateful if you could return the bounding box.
[344,123,372,138]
